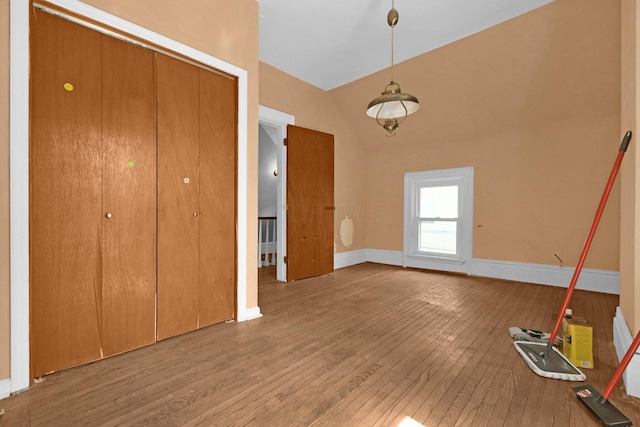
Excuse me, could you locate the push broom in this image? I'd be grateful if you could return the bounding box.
[572,329,640,427]
[513,131,633,381]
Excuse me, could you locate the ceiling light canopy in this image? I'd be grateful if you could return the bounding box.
[366,0,420,137]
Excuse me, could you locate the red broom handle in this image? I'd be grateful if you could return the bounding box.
[601,329,640,400]
[546,131,632,354]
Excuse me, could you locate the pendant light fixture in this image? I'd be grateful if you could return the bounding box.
[366,0,420,137]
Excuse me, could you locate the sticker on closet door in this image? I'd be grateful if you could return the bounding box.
[63,83,74,91]
[127,161,135,168]
[184,177,190,184]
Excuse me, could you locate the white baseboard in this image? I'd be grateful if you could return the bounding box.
[239,306,262,322]
[0,378,10,400]
[365,249,403,266]
[333,250,619,295]
[334,249,402,269]
[471,259,619,295]
[613,307,640,398]
[334,249,367,269]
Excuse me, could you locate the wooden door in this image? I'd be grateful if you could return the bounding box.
[157,54,201,340]
[30,9,103,377]
[100,30,157,356]
[198,67,237,328]
[157,54,236,340]
[286,125,335,281]
[30,9,157,376]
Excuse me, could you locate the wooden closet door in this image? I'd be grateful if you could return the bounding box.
[198,69,237,327]
[100,33,157,356]
[30,10,104,376]
[31,10,157,376]
[157,54,201,340]
[157,55,237,339]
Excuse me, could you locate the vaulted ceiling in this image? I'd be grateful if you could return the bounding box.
[258,0,555,91]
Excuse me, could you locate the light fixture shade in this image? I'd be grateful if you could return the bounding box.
[366,90,420,119]
[367,1,420,136]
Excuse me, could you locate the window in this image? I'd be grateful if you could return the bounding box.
[418,185,458,254]
[403,167,473,273]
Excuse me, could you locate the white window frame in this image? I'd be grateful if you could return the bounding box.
[403,167,474,274]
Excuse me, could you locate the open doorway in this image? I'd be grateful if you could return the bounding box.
[258,106,294,282]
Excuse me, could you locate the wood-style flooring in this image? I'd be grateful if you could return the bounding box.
[1,263,639,426]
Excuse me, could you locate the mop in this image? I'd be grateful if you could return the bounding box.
[513,131,633,381]
[509,327,561,345]
[572,329,640,426]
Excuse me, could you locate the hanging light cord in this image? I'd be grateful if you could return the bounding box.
[366,0,419,135]
[390,0,395,83]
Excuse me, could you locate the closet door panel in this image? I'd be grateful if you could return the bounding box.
[30,9,103,377]
[101,35,157,355]
[157,54,201,340]
[198,70,237,326]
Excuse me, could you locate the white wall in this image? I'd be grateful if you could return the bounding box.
[258,124,278,217]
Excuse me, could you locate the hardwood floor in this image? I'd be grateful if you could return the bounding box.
[1,263,639,426]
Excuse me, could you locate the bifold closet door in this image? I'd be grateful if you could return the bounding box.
[157,54,236,341]
[100,23,157,357]
[198,67,237,328]
[30,9,156,377]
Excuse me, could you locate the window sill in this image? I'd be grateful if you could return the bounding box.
[403,252,468,273]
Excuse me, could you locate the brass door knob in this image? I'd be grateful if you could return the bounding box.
[105,212,112,219]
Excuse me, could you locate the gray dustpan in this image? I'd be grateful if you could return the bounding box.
[572,385,632,427]
[571,328,640,427]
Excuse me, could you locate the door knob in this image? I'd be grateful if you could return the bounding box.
[105,212,112,219]
[193,212,198,217]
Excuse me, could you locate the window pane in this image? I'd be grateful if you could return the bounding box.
[419,220,457,254]
[419,186,458,218]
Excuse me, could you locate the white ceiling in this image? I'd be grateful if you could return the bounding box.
[258,0,554,91]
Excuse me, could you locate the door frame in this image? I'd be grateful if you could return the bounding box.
[258,106,294,282]
[10,0,250,393]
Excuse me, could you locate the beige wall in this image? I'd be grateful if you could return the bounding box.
[1,0,10,381]
[329,0,622,271]
[621,0,639,334]
[259,63,368,252]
